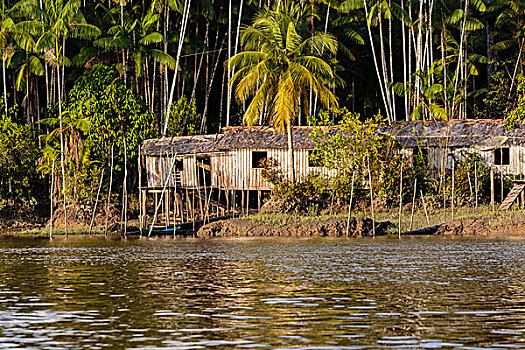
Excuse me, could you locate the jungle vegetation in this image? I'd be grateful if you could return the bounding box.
[0,0,524,218]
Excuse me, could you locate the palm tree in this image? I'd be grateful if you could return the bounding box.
[228,0,338,182]
[18,0,100,235]
[0,1,17,117]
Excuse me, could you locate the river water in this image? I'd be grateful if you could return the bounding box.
[0,236,523,349]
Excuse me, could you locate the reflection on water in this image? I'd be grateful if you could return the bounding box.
[0,237,524,349]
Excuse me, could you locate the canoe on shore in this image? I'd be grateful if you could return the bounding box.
[140,226,180,236]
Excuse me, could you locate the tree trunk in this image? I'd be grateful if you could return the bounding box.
[163,0,192,135]
[2,56,7,117]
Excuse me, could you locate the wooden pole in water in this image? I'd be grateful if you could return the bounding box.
[148,152,177,237]
[232,190,237,217]
[173,159,178,232]
[246,189,249,215]
[346,171,355,237]
[201,158,208,221]
[367,154,375,238]
[104,145,114,237]
[409,178,417,231]
[141,189,146,237]
[501,171,504,204]
[165,188,169,229]
[89,169,105,235]
[226,189,230,216]
[50,157,55,239]
[398,162,403,239]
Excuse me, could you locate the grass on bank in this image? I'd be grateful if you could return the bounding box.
[234,204,525,234]
[2,225,131,237]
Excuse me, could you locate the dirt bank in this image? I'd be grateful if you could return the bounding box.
[437,216,525,237]
[197,217,389,238]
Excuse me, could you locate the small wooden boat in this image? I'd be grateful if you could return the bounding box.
[140,226,180,236]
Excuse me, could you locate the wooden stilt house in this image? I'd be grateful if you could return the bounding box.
[138,127,336,231]
[384,119,525,209]
[384,119,525,174]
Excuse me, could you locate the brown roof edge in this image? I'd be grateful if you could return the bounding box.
[390,118,506,125]
[221,125,338,133]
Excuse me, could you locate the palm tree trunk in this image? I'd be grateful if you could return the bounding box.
[2,56,7,117]
[226,0,232,127]
[121,3,127,85]
[201,38,225,133]
[56,55,68,237]
[401,0,408,119]
[363,0,392,122]
[163,0,192,135]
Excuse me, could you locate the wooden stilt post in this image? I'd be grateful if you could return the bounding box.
[246,189,249,215]
[165,189,169,229]
[491,166,495,211]
[241,181,245,216]
[154,193,158,226]
[501,172,504,205]
[185,187,190,223]
[232,190,237,217]
[226,189,230,216]
[521,187,525,210]
[141,189,146,237]
[89,169,105,235]
[192,190,196,231]
[201,159,208,221]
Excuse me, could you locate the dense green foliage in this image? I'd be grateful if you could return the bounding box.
[0,0,524,211]
[0,113,40,204]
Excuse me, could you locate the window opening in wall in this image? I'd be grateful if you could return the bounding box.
[176,160,184,171]
[252,151,267,168]
[197,156,211,186]
[308,150,323,167]
[494,148,510,165]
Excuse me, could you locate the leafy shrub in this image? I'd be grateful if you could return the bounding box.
[451,151,490,198]
[0,114,40,205]
[167,96,202,136]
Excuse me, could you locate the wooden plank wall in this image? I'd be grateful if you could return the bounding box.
[145,145,525,189]
[423,145,525,176]
[222,149,336,190]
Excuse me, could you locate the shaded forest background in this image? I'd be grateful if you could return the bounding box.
[1,0,524,217]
